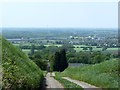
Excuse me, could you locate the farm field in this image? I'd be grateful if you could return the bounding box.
[21,47,118,55]
[13,43,118,55]
[57,59,119,89]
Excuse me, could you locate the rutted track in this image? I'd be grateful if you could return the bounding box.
[43,73,64,89]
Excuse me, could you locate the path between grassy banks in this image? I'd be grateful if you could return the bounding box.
[54,72,103,90]
[62,77,102,90]
[44,73,64,89]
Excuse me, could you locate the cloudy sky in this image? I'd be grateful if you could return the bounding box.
[1,0,118,28]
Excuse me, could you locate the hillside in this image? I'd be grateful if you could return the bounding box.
[59,59,119,89]
[1,37,43,89]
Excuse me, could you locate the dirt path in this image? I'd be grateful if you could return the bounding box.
[44,72,64,89]
[62,77,102,90]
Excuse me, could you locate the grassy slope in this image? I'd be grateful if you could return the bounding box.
[55,75,83,90]
[59,59,119,89]
[0,36,2,89]
[2,37,43,89]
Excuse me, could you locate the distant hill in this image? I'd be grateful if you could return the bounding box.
[1,37,43,89]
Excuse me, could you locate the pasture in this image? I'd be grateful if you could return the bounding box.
[13,43,118,55]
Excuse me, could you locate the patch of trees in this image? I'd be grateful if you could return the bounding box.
[81,47,93,51]
[29,51,47,70]
[67,51,111,64]
[51,49,68,72]
[20,45,46,50]
[28,45,61,70]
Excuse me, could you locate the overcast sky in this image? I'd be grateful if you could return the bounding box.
[1,0,118,28]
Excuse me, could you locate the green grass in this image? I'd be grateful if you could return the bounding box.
[59,59,119,89]
[55,74,83,90]
[0,36,2,89]
[107,48,118,51]
[22,49,38,55]
[0,65,2,89]
[74,46,118,53]
[44,44,62,47]
[2,37,44,89]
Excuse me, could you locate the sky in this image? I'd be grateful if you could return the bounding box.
[1,0,119,28]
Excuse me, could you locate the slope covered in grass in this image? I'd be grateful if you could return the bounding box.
[0,36,2,89]
[2,37,43,89]
[59,59,119,89]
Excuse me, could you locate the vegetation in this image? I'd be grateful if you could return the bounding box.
[29,51,47,70]
[55,75,83,90]
[1,29,119,89]
[67,50,111,64]
[0,36,2,89]
[2,37,44,89]
[51,49,68,72]
[58,59,119,89]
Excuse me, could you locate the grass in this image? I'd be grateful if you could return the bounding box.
[2,37,44,89]
[0,36,2,89]
[22,49,38,55]
[0,65,2,89]
[74,46,118,53]
[44,44,62,47]
[55,74,83,90]
[58,59,119,89]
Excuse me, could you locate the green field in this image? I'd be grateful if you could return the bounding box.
[13,43,118,55]
[13,43,62,47]
[58,59,119,89]
[74,46,118,54]
[22,49,38,55]
[44,44,62,47]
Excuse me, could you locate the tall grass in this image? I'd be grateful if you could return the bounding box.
[59,59,119,89]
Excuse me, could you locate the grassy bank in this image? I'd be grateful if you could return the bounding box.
[2,37,44,89]
[55,75,83,90]
[58,59,119,89]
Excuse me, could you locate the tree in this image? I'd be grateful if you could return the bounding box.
[89,47,93,52]
[51,49,68,72]
[102,46,107,51]
[93,55,103,63]
[29,51,47,70]
[82,47,88,51]
[39,45,46,50]
[59,49,68,72]
[52,52,60,71]
[31,44,35,55]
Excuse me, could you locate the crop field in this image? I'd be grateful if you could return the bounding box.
[58,59,119,89]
